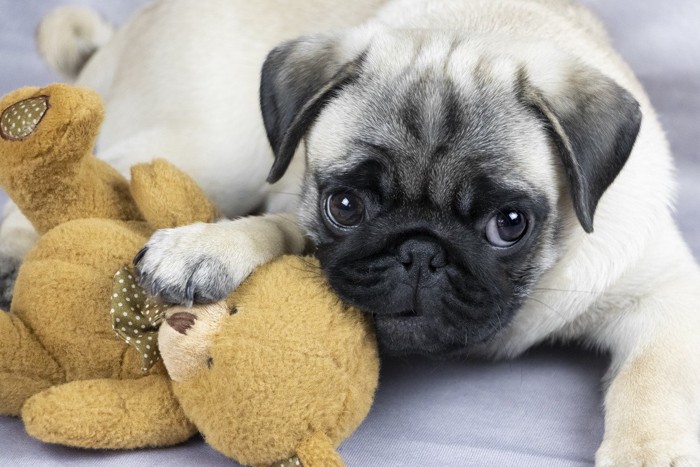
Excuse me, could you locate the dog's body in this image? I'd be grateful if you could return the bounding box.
[132,0,700,464]
[0,0,386,308]
[5,0,699,464]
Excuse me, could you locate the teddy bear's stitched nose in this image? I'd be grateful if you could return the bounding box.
[0,96,49,140]
[166,312,196,335]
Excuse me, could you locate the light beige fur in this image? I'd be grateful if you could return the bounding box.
[134,1,700,464]
[0,0,388,303]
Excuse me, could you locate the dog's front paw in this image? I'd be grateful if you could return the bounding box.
[134,223,257,306]
[596,436,700,467]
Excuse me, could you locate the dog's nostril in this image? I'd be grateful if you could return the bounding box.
[398,249,413,268]
[397,238,447,273]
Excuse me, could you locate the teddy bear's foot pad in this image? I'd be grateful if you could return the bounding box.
[22,375,196,449]
[0,96,49,141]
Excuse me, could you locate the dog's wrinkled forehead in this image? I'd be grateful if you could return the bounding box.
[307,30,559,201]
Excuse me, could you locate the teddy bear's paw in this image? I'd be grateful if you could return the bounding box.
[595,435,700,467]
[134,222,256,306]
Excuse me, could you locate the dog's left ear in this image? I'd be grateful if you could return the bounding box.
[518,64,642,233]
[260,34,363,184]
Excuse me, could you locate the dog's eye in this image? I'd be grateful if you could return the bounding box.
[485,210,528,247]
[325,191,365,228]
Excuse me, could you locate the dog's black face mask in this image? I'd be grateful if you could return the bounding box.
[312,166,552,356]
[259,32,641,357]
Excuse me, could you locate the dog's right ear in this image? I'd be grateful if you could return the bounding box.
[518,61,642,233]
[260,35,363,184]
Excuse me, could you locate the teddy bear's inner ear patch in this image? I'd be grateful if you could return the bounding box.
[0,96,49,141]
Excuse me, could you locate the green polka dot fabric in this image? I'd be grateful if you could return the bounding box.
[110,265,169,372]
[270,456,302,467]
[0,96,48,140]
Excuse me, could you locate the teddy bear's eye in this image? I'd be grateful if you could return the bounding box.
[207,357,213,369]
[229,306,238,315]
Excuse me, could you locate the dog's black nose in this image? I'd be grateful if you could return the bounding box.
[397,238,447,274]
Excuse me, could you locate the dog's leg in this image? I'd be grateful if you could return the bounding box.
[595,277,700,466]
[0,203,38,309]
[135,213,307,306]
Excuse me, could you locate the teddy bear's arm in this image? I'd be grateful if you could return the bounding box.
[20,374,196,449]
[130,159,219,230]
[0,311,63,416]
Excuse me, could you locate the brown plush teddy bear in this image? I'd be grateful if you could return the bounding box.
[0,84,378,466]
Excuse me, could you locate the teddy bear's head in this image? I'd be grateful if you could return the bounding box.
[157,255,379,466]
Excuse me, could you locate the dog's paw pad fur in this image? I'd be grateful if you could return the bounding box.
[596,438,700,467]
[134,223,252,306]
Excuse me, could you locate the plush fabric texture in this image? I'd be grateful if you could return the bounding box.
[22,376,191,449]
[0,85,198,448]
[0,83,379,466]
[129,158,220,230]
[168,256,378,466]
[297,432,345,467]
[0,85,142,235]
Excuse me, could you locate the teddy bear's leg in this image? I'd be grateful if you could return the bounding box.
[21,375,196,449]
[0,84,142,235]
[0,311,63,416]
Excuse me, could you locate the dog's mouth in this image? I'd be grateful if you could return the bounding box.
[372,312,458,356]
[376,309,420,319]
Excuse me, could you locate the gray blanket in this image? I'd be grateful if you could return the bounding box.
[0,0,697,465]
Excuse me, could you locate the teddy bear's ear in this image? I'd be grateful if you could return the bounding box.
[294,432,344,467]
[158,301,227,382]
[130,159,219,230]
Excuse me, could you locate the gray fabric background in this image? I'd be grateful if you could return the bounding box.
[0,1,697,465]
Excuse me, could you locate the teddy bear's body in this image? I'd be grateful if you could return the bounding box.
[0,84,378,466]
[11,218,150,385]
[0,85,218,448]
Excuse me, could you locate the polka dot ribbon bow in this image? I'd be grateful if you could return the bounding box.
[270,456,302,467]
[110,265,170,371]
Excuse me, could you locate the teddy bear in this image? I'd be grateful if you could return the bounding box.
[0,84,379,466]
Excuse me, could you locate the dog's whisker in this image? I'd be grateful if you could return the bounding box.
[526,297,568,322]
[532,287,597,295]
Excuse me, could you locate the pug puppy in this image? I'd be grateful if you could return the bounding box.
[136,0,700,464]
